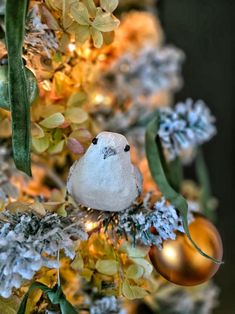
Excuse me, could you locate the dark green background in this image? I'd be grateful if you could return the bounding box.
[158,0,235,313]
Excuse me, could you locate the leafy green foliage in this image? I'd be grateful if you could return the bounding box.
[75,234,153,299]
[0,297,19,314]
[95,259,119,276]
[122,280,148,300]
[46,0,120,48]
[100,0,119,13]
[39,113,65,129]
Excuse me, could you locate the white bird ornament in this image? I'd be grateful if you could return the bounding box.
[67,132,143,212]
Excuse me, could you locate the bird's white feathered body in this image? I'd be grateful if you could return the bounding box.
[67,132,142,212]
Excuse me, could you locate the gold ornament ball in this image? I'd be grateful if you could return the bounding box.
[149,215,223,286]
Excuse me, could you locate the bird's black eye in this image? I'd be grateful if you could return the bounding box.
[92,137,98,145]
[124,145,130,152]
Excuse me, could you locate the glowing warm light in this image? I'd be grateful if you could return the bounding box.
[84,48,91,58]
[68,43,76,52]
[85,221,97,232]
[98,54,107,61]
[92,93,113,106]
[77,47,91,58]
[89,244,96,254]
[94,94,105,104]
[41,80,52,92]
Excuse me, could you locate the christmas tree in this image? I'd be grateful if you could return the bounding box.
[0,0,223,313]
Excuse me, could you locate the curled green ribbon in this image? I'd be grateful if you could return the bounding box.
[145,111,222,264]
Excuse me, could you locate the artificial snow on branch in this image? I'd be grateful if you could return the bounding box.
[74,194,195,249]
[102,46,184,100]
[115,195,193,248]
[158,99,216,160]
[0,211,87,298]
[90,296,125,314]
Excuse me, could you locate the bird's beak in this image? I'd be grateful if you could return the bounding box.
[102,146,117,159]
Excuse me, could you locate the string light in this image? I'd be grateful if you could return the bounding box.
[68,43,76,52]
[94,94,105,104]
[92,92,113,106]
[85,221,97,232]
[83,48,91,58]
[41,80,52,91]
[77,47,92,59]
[98,54,107,61]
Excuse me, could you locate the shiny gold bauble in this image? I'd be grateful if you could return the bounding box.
[149,215,223,286]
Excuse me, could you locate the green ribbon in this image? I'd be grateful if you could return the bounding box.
[5,0,37,176]
[17,282,78,314]
[145,111,221,264]
[0,65,38,111]
[161,155,183,194]
[195,148,215,221]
